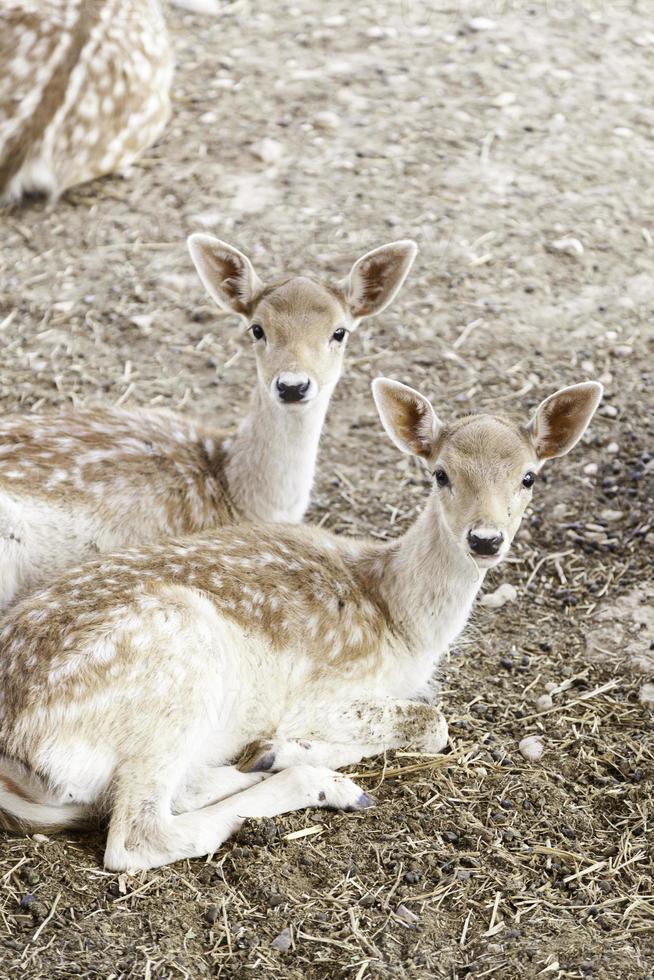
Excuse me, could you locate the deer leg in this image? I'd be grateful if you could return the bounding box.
[171,765,269,813]
[104,766,373,872]
[238,699,449,773]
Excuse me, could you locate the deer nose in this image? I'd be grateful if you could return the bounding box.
[275,376,311,403]
[467,529,504,557]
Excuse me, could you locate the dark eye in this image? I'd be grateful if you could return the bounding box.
[250,323,265,342]
[522,471,536,489]
[332,327,347,343]
[434,467,450,488]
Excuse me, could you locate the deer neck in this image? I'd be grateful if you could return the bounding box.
[223,386,332,524]
[370,503,486,661]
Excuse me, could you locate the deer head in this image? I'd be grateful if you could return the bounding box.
[373,378,603,568]
[188,236,417,408]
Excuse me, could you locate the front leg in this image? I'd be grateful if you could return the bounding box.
[238,699,448,773]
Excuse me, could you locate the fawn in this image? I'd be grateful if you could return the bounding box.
[0,0,173,202]
[0,376,602,870]
[0,236,417,610]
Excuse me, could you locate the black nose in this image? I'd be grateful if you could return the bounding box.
[276,379,310,403]
[467,530,504,556]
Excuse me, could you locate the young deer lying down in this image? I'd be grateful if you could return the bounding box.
[0,236,416,610]
[0,378,602,871]
[0,0,173,203]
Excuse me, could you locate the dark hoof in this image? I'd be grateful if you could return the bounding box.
[245,750,276,773]
[344,792,376,811]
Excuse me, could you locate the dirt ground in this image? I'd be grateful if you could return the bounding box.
[1,0,653,977]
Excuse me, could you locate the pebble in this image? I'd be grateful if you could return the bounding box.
[32,834,49,844]
[468,16,497,30]
[550,237,584,257]
[606,442,619,454]
[612,344,633,356]
[314,110,341,131]
[544,681,558,694]
[600,405,618,418]
[600,508,623,522]
[271,928,292,952]
[519,735,544,762]
[396,904,420,927]
[639,683,654,707]
[583,462,598,476]
[492,92,516,108]
[480,583,517,608]
[535,694,553,712]
[252,137,284,164]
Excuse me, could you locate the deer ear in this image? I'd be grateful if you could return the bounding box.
[526,382,603,460]
[340,241,417,321]
[187,235,264,317]
[372,378,442,459]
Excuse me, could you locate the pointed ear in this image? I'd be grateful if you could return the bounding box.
[372,378,442,459]
[340,240,417,321]
[187,235,264,317]
[526,382,603,459]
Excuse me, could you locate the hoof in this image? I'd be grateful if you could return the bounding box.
[244,750,275,773]
[345,792,376,812]
[238,742,276,773]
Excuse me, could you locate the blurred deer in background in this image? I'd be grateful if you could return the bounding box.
[0,377,601,870]
[0,0,173,203]
[0,236,417,609]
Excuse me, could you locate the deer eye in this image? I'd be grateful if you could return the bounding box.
[250,323,265,342]
[522,471,536,489]
[331,327,347,343]
[434,467,450,488]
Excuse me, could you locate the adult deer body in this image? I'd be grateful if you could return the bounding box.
[0,237,416,609]
[0,378,602,870]
[0,0,174,202]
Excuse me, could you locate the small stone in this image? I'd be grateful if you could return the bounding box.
[600,508,623,522]
[550,237,584,257]
[271,927,292,952]
[19,894,36,910]
[252,138,284,164]
[468,16,497,30]
[606,442,619,454]
[131,313,156,331]
[492,91,516,108]
[204,906,220,924]
[535,694,553,712]
[32,834,49,844]
[191,212,223,229]
[600,405,618,418]
[519,735,544,762]
[480,583,518,608]
[639,683,654,707]
[583,463,598,476]
[612,344,632,356]
[314,110,341,130]
[544,682,558,694]
[396,903,419,927]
